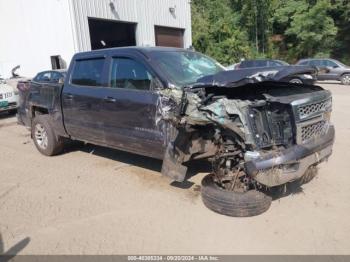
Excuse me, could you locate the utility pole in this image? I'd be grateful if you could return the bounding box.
[255,0,259,53]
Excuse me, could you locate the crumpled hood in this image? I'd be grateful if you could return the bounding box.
[192,66,317,88]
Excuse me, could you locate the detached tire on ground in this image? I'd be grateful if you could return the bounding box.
[201,175,272,217]
[31,114,64,156]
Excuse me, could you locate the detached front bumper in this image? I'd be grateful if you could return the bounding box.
[245,125,335,187]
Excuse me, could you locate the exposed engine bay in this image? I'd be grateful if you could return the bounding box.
[159,81,333,193]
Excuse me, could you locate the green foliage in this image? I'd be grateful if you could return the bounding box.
[191,0,348,65]
[273,0,337,61]
[329,0,350,64]
[191,0,251,65]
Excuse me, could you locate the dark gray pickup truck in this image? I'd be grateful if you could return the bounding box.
[18,47,334,216]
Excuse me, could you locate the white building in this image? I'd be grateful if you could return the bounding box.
[0,0,192,78]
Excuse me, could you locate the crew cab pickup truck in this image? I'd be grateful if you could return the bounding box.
[18,47,334,217]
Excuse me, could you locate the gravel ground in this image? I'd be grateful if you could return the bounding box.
[0,82,349,255]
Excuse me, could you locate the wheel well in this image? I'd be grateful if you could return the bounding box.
[31,106,49,118]
[289,76,301,80]
[341,72,350,77]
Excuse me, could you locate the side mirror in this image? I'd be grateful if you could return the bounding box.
[333,65,339,69]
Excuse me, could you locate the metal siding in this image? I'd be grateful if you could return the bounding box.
[0,0,76,78]
[70,0,192,52]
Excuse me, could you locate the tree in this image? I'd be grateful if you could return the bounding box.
[191,0,346,65]
[191,0,251,65]
[329,0,350,64]
[273,0,337,61]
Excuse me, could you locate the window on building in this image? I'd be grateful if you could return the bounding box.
[51,55,66,70]
[71,58,105,87]
[88,18,136,50]
[110,58,153,90]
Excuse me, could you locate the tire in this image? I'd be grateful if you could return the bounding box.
[340,74,350,85]
[31,114,64,156]
[8,109,17,115]
[289,78,303,84]
[201,175,272,217]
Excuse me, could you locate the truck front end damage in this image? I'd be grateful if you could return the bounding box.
[160,73,334,200]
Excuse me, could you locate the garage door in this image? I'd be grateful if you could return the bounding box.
[88,18,136,50]
[155,26,184,48]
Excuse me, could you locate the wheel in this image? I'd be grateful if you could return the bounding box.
[31,115,64,156]
[289,78,303,84]
[201,174,272,217]
[340,74,350,85]
[8,109,17,115]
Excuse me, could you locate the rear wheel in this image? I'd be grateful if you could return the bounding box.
[201,174,272,217]
[31,115,64,156]
[341,74,350,85]
[289,78,303,84]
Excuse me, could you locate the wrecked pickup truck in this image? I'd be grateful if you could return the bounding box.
[18,47,334,216]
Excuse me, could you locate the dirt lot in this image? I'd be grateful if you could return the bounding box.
[0,83,349,255]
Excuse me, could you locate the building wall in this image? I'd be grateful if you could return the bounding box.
[0,0,76,78]
[0,0,192,78]
[70,0,192,51]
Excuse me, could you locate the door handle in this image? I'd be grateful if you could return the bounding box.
[104,96,117,103]
[64,93,74,100]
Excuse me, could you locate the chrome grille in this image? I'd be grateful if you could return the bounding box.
[299,120,328,143]
[298,99,331,119]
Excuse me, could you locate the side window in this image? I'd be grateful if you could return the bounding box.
[326,60,338,67]
[110,58,153,91]
[37,72,51,82]
[269,61,281,67]
[240,61,253,68]
[255,60,267,67]
[51,72,62,83]
[319,60,328,67]
[298,61,309,66]
[309,60,321,67]
[71,58,105,87]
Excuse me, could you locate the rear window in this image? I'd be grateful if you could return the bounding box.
[71,58,105,86]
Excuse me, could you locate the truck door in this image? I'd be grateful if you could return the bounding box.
[62,57,109,143]
[99,56,164,158]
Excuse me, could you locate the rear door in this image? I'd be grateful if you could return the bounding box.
[99,54,164,158]
[325,60,342,80]
[62,56,108,143]
[310,60,327,80]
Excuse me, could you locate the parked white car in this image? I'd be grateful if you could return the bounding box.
[0,78,19,114]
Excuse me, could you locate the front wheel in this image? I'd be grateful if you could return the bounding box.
[8,109,17,115]
[31,115,64,156]
[201,174,272,217]
[341,74,350,85]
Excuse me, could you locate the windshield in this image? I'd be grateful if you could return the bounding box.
[152,51,225,86]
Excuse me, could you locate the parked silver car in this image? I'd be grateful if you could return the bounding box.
[296,58,350,85]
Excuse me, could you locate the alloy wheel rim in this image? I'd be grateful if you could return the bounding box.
[290,79,303,84]
[34,124,48,149]
[343,75,350,85]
